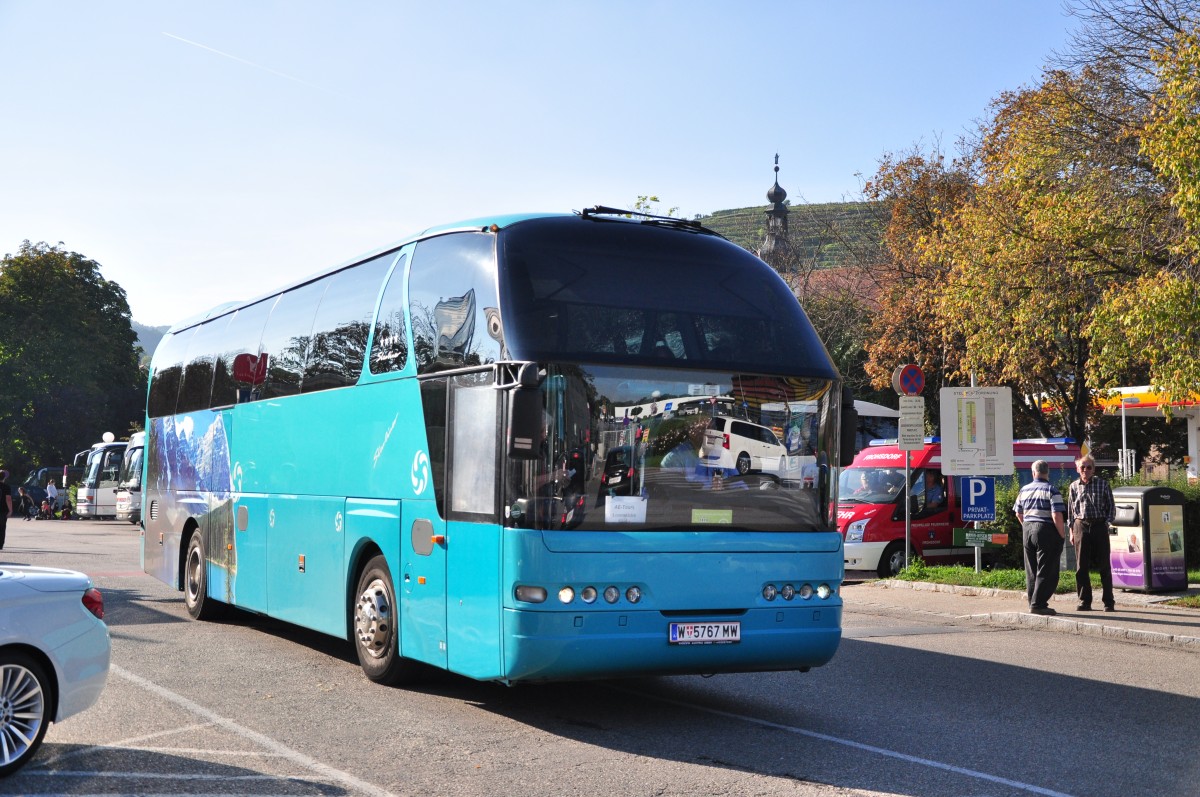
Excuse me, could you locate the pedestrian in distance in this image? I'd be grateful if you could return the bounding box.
[46,477,58,510]
[1013,459,1067,615]
[16,487,36,520]
[0,470,10,550]
[1068,454,1117,612]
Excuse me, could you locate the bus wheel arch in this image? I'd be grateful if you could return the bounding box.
[352,554,418,685]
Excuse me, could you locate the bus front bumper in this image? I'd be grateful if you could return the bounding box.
[500,603,842,683]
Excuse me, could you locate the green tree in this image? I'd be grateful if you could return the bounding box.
[0,241,145,475]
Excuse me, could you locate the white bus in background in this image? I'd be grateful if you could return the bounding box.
[114,431,145,524]
[853,400,900,454]
[75,433,127,519]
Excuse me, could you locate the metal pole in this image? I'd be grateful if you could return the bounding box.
[904,450,911,571]
[971,371,982,572]
[1120,399,1129,478]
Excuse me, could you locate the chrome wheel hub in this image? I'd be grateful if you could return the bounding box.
[355,578,393,660]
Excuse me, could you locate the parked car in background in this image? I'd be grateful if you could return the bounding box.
[0,566,110,776]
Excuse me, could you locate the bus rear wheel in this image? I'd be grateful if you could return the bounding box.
[353,556,418,685]
[184,532,223,620]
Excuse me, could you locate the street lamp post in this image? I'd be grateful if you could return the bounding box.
[1120,397,1140,478]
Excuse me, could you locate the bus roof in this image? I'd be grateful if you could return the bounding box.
[167,211,575,333]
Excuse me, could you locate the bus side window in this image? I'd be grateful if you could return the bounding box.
[304,253,394,393]
[369,253,410,375]
[409,233,501,374]
[259,280,325,400]
[177,315,233,414]
[214,299,273,406]
[147,327,195,418]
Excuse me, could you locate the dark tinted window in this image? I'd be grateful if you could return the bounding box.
[147,328,195,418]
[177,316,234,413]
[259,282,324,400]
[409,233,502,374]
[497,217,836,378]
[213,300,273,406]
[369,253,410,374]
[420,378,447,516]
[303,254,394,393]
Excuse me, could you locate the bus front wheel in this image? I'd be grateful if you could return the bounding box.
[353,556,418,685]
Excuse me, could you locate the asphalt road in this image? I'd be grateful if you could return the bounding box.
[5,519,1198,796]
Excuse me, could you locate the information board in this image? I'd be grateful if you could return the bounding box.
[938,387,1014,475]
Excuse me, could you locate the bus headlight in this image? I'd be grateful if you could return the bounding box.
[763,584,777,601]
[799,583,814,600]
[625,586,641,604]
[781,584,795,601]
[817,583,833,599]
[604,586,620,604]
[558,586,575,604]
[581,586,597,604]
[845,519,868,543]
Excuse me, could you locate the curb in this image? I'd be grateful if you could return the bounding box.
[863,579,1200,651]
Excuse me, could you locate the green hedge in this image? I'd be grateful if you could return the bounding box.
[987,476,1200,569]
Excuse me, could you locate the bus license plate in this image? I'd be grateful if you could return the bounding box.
[669,621,741,645]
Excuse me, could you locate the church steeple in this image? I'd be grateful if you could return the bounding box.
[762,153,789,257]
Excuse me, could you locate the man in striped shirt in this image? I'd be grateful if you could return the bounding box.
[1068,455,1116,612]
[1013,460,1067,615]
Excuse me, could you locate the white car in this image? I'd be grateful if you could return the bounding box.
[701,416,794,476]
[0,566,110,776]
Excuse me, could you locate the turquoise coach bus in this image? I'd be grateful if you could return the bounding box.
[141,207,856,685]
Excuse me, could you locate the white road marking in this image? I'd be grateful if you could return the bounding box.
[621,687,1079,797]
[25,664,396,797]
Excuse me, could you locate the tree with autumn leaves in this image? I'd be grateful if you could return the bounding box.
[858,0,1199,444]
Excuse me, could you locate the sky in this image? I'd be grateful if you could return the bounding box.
[0,1,1082,328]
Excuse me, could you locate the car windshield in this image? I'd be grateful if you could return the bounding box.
[837,466,909,503]
[504,363,839,532]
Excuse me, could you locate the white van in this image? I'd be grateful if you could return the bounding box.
[701,416,791,475]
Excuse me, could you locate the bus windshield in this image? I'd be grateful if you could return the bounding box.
[506,363,837,532]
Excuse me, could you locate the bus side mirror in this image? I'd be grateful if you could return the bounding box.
[839,386,858,467]
[508,364,543,460]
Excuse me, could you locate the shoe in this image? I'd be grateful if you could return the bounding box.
[1104,605,1116,612]
[1030,606,1057,616]
[1076,603,1092,611]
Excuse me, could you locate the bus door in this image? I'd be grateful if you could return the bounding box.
[401,503,447,669]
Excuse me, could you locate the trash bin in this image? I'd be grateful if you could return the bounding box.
[1110,486,1188,593]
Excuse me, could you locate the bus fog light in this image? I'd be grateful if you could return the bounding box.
[762,584,777,601]
[799,583,814,600]
[817,583,832,599]
[558,586,575,604]
[515,586,547,603]
[581,586,597,604]
[781,584,795,601]
[604,586,620,604]
[625,586,641,604]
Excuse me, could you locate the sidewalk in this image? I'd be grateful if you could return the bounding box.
[841,577,1200,651]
